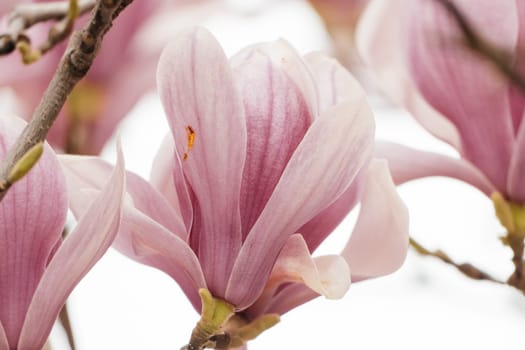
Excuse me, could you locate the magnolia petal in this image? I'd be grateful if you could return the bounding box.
[157,27,246,295]
[0,115,67,347]
[18,144,125,349]
[508,119,525,202]
[59,155,187,240]
[263,283,318,318]
[508,0,525,201]
[376,141,496,196]
[356,0,461,150]
[296,53,367,251]
[227,95,374,309]
[247,235,349,319]
[298,170,364,252]
[150,134,193,232]
[342,159,409,281]
[0,323,8,350]
[231,40,319,120]
[304,52,364,112]
[233,49,311,238]
[119,205,206,311]
[508,1,525,133]
[248,234,350,319]
[407,0,517,190]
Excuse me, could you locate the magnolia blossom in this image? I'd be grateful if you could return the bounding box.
[357,0,525,204]
[0,1,213,154]
[61,28,408,348]
[0,115,124,349]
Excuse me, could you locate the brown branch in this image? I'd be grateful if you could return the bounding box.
[505,233,525,292]
[409,237,505,284]
[0,0,135,201]
[0,0,96,59]
[434,0,525,92]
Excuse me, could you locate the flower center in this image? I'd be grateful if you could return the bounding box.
[183,125,195,161]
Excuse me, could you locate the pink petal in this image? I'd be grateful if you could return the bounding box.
[291,53,368,251]
[376,141,496,196]
[297,171,364,252]
[507,3,525,201]
[18,143,125,349]
[508,116,525,201]
[262,283,317,317]
[232,48,311,238]
[407,0,517,190]
[59,155,186,240]
[157,27,246,295]
[227,92,375,309]
[120,206,206,311]
[508,1,525,133]
[303,52,365,112]
[342,159,409,281]
[0,116,67,347]
[61,153,205,310]
[150,134,193,232]
[0,323,8,350]
[248,235,350,319]
[356,0,461,149]
[231,40,319,121]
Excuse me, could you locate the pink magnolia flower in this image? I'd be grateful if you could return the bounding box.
[61,28,408,348]
[0,115,124,349]
[357,0,525,202]
[0,1,213,154]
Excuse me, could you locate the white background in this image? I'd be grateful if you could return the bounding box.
[45,0,525,349]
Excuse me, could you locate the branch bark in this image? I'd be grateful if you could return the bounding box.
[0,0,135,201]
[409,237,505,285]
[0,0,96,57]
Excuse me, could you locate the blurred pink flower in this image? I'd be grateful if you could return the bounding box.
[0,1,215,154]
[308,0,370,69]
[358,0,525,201]
[309,0,369,26]
[61,28,408,347]
[0,115,124,349]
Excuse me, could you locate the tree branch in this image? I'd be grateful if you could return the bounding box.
[0,0,96,59]
[409,237,505,285]
[0,0,135,201]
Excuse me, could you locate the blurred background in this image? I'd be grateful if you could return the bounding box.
[4,0,522,348]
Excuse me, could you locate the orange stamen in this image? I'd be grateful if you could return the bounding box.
[183,125,195,160]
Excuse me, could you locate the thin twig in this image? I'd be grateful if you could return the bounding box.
[0,0,135,201]
[0,0,96,58]
[506,233,525,292]
[434,0,525,92]
[409,237,505,284]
